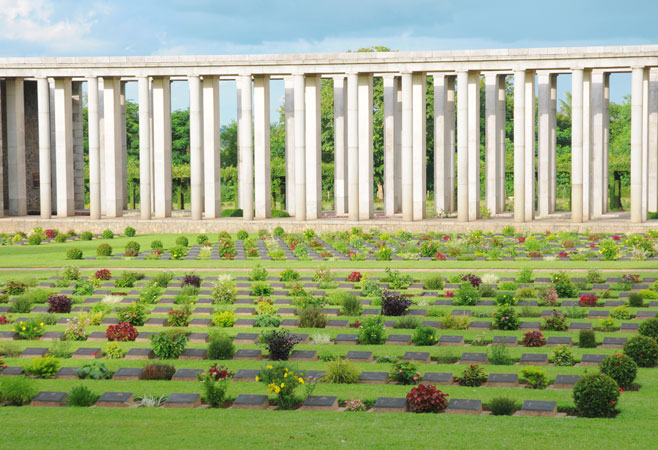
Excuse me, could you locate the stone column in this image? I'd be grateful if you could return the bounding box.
[412,72,427,221]
[87,77,101,219]
[37,78,52,219]
[603,73,610,213]
[237,75,254,220]
[347,73,359,220]
[189,75,203,220]
[103,77,122,217]
[571,69,585,223]
[334,76,348,215]
[383,74,397,216]
[433,74,450,214]
[642,68,650,221]
[485,73,503,215]
[467,71,481,221]
[630,67,646,223]
[648,70,658,213]
[138,77,152,220]
[254,75,271,219]
[401,72,413,221]
[496,75,507,212]
[284,76,296,216]
[582,70,592,221]
[203,76,221,218]
[6,78,27,216]
[538,73,552,217]
[524,71,535,221]
[120,81,127,209]
[591,71,606,218]
[456,71,469,222]
[305,74,322,220]
[358,73,374,220]
[549,75,558,213]
[54,78,74,217]
[513,70,526,223]
[294,74,307,221]
[395,77,403,213]
[72,82,84,211]
[152,77,172,218]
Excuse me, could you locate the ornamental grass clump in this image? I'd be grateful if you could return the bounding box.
[322,358,361,384]
[67,385,99,407]
[207,332,235,360]
[258,362,305,410]
[406,384,449,413]
[338,292,362,316]
[0,376,37,406]
[488,397,518,416]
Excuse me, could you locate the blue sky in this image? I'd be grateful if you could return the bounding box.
[1,0,655,121]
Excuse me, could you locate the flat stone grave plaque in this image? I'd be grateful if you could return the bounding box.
[196,298,213,305]
[188,333,209,343]
[113,367,143,380]
[0,306,10,313]
[469,321,492,330]
[193,307,213,315]
[459,352,488,364]
[280,319,299,327]
[446,399,482,414]
[569,322,592,330]
[487,373,519,387]
[358,371,389,384]
[234,319,256,327]
[520,400,557,416]
[553,374,580,388]
[345,351,373,361]
[407,309,426,316]
[302,395,338,410]
[144,318,167,327]
[403,352,430,363]
[55,367,79,379]
[125,348,155,359]
[235,298,254,305]
[304,370,325,381]
[323,308,340,316]
[87,331,107,342]
[234,307,255,315]
[56,318,70,325]
[179,348,207,360]
[540,310,555,317]
[520,353,548,365]
[189,318,211,327]
[362,308,380,315]
[547,337,572,346]
[619,292,630,298]
[102,318,120,325]
[334,334,359,344]
[233,369,260,381]
[0,331,17,340]
[21,347,48,358]
[358,299,371,305]
[277,308,296,316]
[561,301,579,307]
[605,301,625,307]
[434,300,453,306]
[372,397,407,412]
[581,354,606,365]
[135,331,157,342]
[158,298,174,305]
[274,299,292,305]
[31,306,49,313]
[593,284,610,290]
[289,350,317,361]
[636,311,657,319]
[650,301,658,308]
[289,333,309,344]
[234,349,262,360]
[172,368,203,381]
[97,392,133,407]
[40,331,63,341]
[451,309,471,316]
[232,394,269,409]
[519,322,541,330]
[621,322,639,332]
[72,347,101,359]
[386,335,412,345]
[165,393,201,408]
[31,391,67,407]
[602,337,627,348]
[422,372,452,384]
[518,301,538,307]
[1,366,24,376]
[327,319,349,328]
[439,335,464,346]
[422,321,441,328]
[588,310,610,318]
[152,307,172,314]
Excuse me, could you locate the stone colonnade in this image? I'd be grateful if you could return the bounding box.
[0,46,657,224]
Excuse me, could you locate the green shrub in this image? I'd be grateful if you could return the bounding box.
[493,305,519,330]
[639,317,658,340]
[439,314,470,330]
[139,363,176,380]
[551,345,576,366]
[488,344,514,365]
[601,354,638,388]
[573,373,620,417]
[358,316,387,344]
[253,313,281,328]
[151,240,164,250]
[67,385,99,407]
[488,397,518,416]
[125,241,140,254]
[423,275,444,290]
[212,311,236,328]
[298,305,327,328]
[279,268,300,282]
[250,281,272,297]
[515,287,537,299]
[393,316,421,329]
[520,366,549,389]
[237,230,249,240]
[104,342,126,359]
[212,276,237,304]
[96,243,112,257]
[77,362,113,380]
[412,326,438,346]
[455,364,487,387]
[80,231,93,240]
[28,234,42,245]
[322,358,361,384]
[516,268,534,283]
[25,356,60,378]
[454,282,481,306]
[623,335,658,367]
[101,229,114,239]
[10,296,33,313]
[0,376,37,405]
[273,226,285,236]
[495,292,517,306]
[207,333,235,360]
[249,264,268,281]
[578,330,597,348]
[629,292,644,307]
[498,281,518,291]
[175,236,189,247]
[55,233,67,243]
[389,361,421,385]
[150,329,189,359]
[337,292,362,316]
[550,271,578,298]
[66,247,83,260]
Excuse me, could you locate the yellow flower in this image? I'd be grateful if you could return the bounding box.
[280,383,285,388]
[283,372,288,377]
[255,376,260,382]
[275,386,281,393]
[266,365,273,369]
[40,323,44,327]
[22,327,26,331]
[298,378,305,384]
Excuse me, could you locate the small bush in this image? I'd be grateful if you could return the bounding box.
[104,342,126,359]
[639,317,658,340]
[67,385,99,407]
[358,316,387,345]
[212,311,236,328]
[151,240,163,250]
[236,230,249,240]
[322,358,361,384]
[454,282,481,306]
[25,356,60,378]
[493,305,520,330]
[66,247,83,260]
[47,295,72,313]
[77,362,113,380]
[579,294,598,307]
[28,234,42,245]
[280,268,301,282]
[389,361,421,385]
[249,264,268,281]
[96,243,112,257]
[522,331,546,347]
[298,305,327,328]
[412,326,438,346]
[629,292,644,307]
[253,313,281,328]
[380,291,413,316]
[423,275,444,290]
[495,292,517,306]
[601,353,638,389]
[261,329,300,361]
[578,329,597,348]
[106,322,138,342]
[520,366,549,389]
[488,344,514,365]
[0,376,37,406]
[338,292,362,316]
[149,329,189,359]
[488,397,518,416]
[139,363,176,380]
[455,364,487,387]
[543,309,569,331]
[406,384,449,413]
[573,373,620,418]
[551,345,576,366]
[207,333,236,360]
[393,316,421,329]
[250,281,272,297]
[101,229,114,239]
[175,236,189,247]
[10,296,33,313]
[623,335,658,367]
[198,364,233,407]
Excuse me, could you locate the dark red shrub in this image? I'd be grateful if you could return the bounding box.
[45,229,57,239]
[207,363,234,381]
[522,331,547,347]
[380,291,413,316]
[105,322,139,342]
[346,272,362,283]
[579,294,599,307]
[95,269,112,280]
[182,273,201,288]
[0,314,11,325]
[406,384,449,413]
[461,274,482,288]
[434,252,446,261]
[47,294,72,313]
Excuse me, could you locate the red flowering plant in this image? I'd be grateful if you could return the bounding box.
[579,294,599,307]
[406,384,449,413]
[45,229,57,239]
[445,291,454,298]
[0,359,7,372]
[95,269,112,280]
[522,331,547,347]
[0,314,12,325]
[434,252,447,261]
[106,322,139,342]
[346,271,362,283]
[167,309,191,327]
[517,236,526,243]
[558,251,569,259]
[218,238,236,260]
[389,361,422,385]
[353,320,362,328]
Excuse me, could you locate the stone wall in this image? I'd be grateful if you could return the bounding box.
[24,80,39,213]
